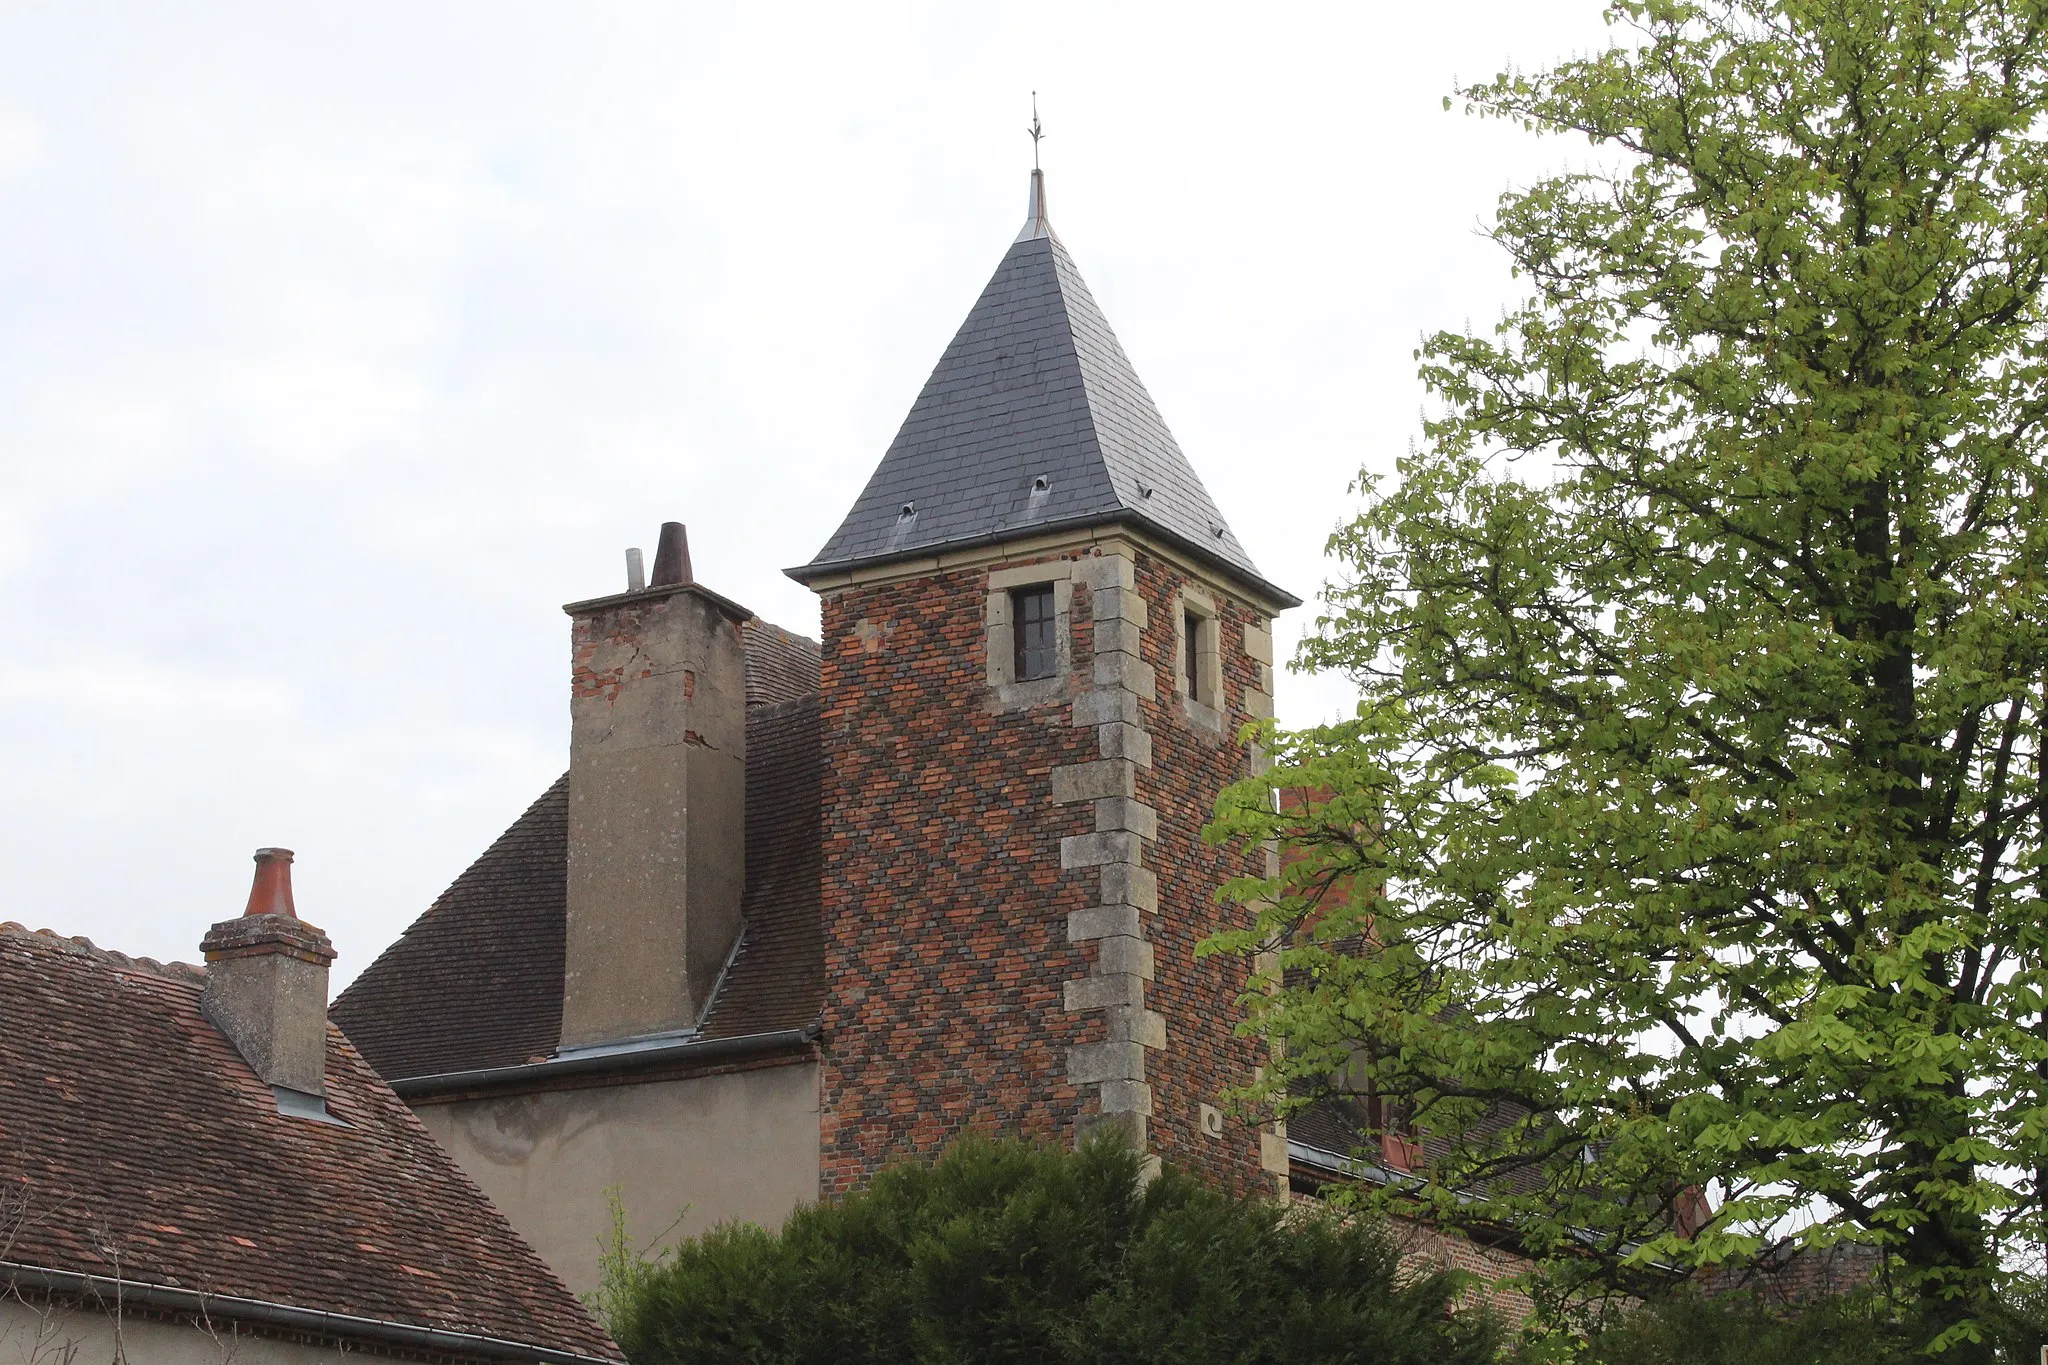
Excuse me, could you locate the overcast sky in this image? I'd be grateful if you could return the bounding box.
[0,1,1611,984]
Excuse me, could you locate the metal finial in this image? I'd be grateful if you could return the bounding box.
[1028,92,1044,170]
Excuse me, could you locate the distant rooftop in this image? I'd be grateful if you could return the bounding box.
[0,922,619,1364]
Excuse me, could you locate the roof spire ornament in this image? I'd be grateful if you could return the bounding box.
[1018,93,1052,243]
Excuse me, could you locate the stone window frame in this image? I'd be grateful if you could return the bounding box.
[986,563,1076,711]
[1172,586,1226,737]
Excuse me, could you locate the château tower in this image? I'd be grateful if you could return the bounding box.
[790,170,1298,1195]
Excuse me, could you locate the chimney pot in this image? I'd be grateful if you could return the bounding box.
[625,547,646,593]
[649,522,692,587]
[243,847,297,918]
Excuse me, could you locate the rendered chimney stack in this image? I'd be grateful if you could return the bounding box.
[200,848,337,1097]
[561,520,749,1049]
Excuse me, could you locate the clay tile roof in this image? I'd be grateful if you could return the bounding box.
[331,776,569,1080]
[699,693,822,1040]
[332,624,824,1082]
[741,618,822,708]
[0,926,620,1361]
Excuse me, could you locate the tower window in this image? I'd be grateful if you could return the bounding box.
[1184,609,1204,705]
[1012,585,1057,681]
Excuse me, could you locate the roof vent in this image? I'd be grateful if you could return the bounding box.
[900,502,916,518]
[1031,475,1050,493]
[1138,482,1154,499]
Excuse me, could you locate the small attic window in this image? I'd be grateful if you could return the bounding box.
[1012,585,1057,681]
[1177,591,1225,733]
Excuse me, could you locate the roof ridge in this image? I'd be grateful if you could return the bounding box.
[0,921,206,982]
[743,617,821,652]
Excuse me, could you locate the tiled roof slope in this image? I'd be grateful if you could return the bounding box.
[741,618,822,707]
[0,926,618,1361]
[792,204,1296,607]
[331,776,568,1080]
[333,626,825,1082]
[700,694,822,1039]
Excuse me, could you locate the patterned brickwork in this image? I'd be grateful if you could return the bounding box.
[816,552,1100,1193]
[816,536,1285,1197]
[1388,1219,1538,1325]
[1125,548,1281,1196]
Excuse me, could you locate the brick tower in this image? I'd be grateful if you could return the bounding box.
[789,170,1298,1197]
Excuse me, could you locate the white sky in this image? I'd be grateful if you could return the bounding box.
[0,1,1611,985]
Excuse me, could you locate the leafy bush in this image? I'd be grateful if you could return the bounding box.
[1531,1286,2048,1365]
[602,1136,1499,1365]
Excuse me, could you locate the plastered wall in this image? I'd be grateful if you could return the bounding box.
[411,1060,820,1296]
[0,1300,361,1365]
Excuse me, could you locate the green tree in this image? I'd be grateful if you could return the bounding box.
[1204,0,2048,1350]
[1521,1286,2048,1365]
[600,1137,1496,1365]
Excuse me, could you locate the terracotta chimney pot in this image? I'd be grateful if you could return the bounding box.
[244,847,298,918]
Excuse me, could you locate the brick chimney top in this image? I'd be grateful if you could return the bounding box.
[201,847,337,1102]
[204,849,333,965]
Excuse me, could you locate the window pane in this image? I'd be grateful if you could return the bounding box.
[1184,610,1202,703]
[1012,586,1056,680]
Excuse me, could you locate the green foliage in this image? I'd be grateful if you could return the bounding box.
[1527,1293,1916,1365]
[599,1136,1498,1365]
[1516,1286,2048,1365]
[587,1184,661,1335]
[1203,0,2048,1349]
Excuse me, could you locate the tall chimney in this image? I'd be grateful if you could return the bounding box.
[560,522,749,1049]
[201,848,336,1097]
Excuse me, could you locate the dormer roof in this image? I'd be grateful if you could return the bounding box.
[790,172,1297,609]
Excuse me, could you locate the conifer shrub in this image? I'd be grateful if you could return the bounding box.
[599,1136,1499,1365]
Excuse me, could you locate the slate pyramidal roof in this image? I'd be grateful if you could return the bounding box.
[790,171,1299,610]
